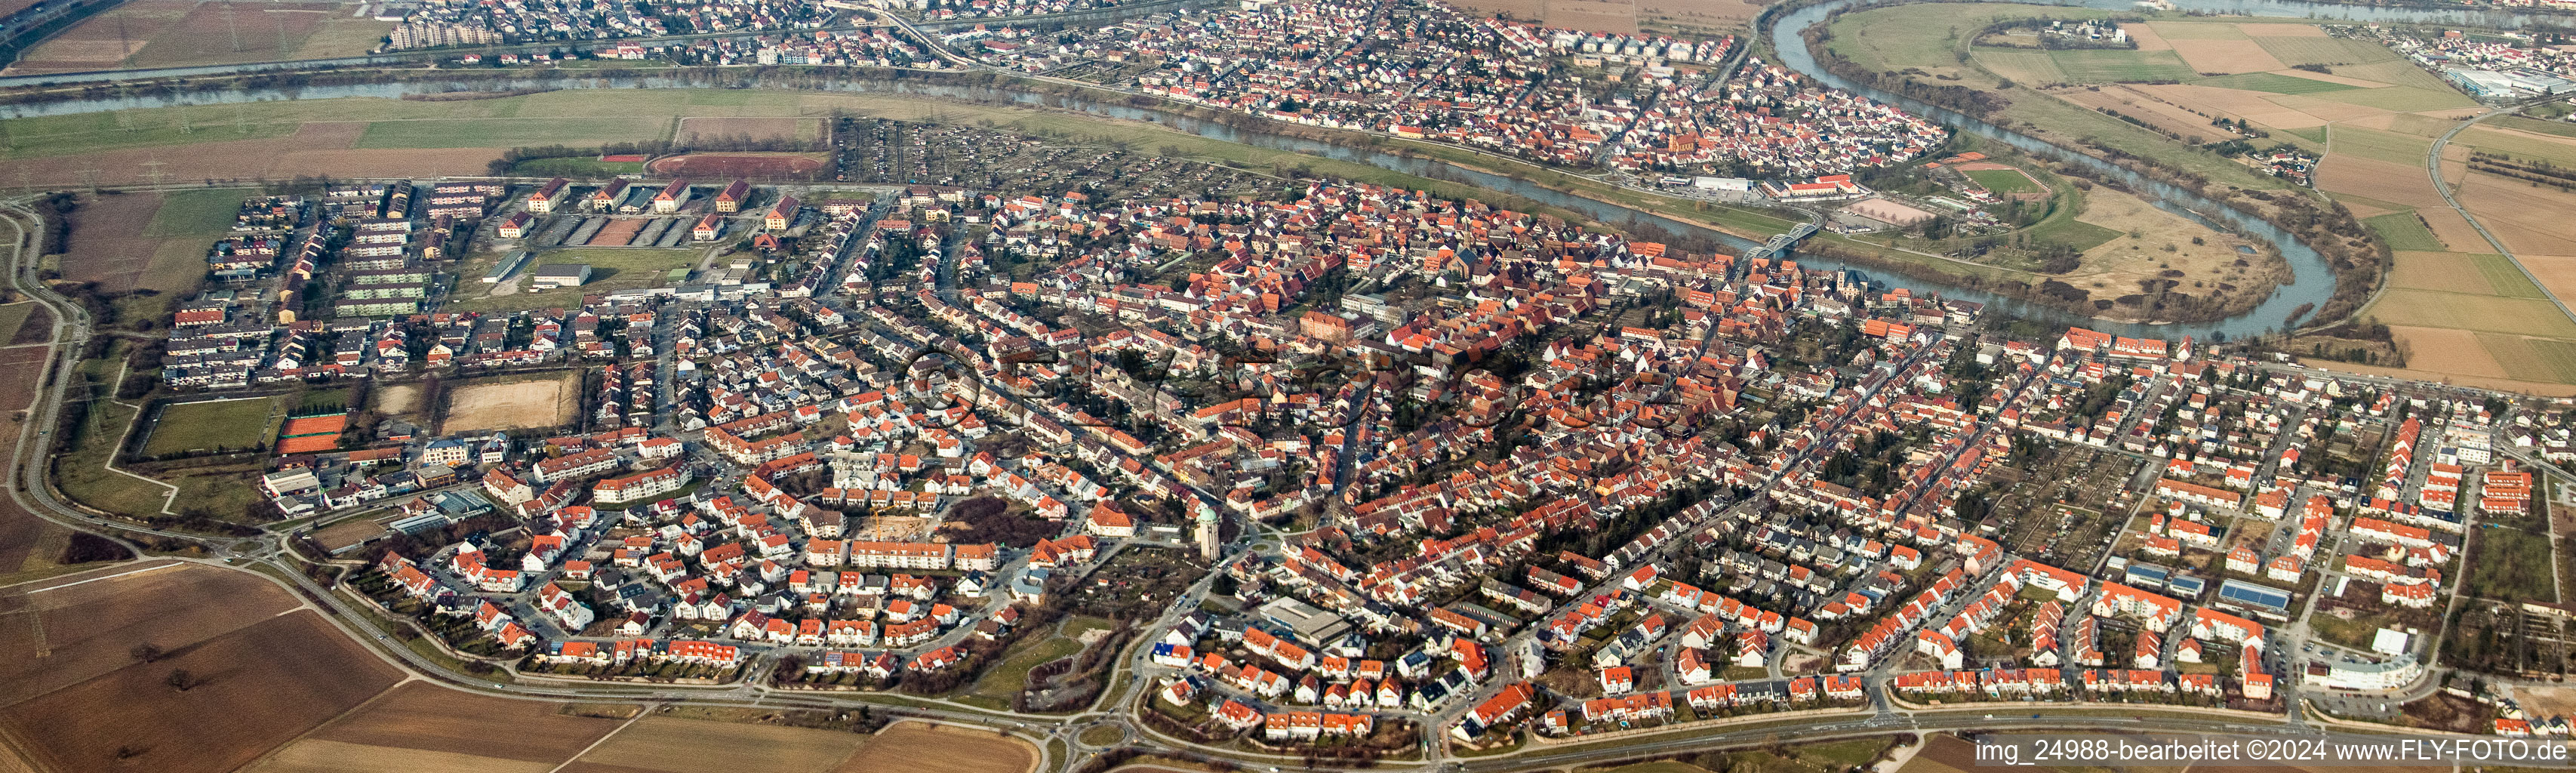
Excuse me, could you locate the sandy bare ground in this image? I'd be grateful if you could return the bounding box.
[2120,23,2171,51]
[2063,185,2265,305]
[2171,38,2288,74]
[373,383,423,417]
[440,373,578,433]
[14,122,498,188]
[2389,325,2509,379]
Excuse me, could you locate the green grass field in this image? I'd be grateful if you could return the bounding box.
[2363,212,2447,252]
[2367,288,2576,337]
[2469,253,2550,300]
[968,635,1083,701]
[1965,168,2040,195]
[2331,125,2436,165]
[1970,48,2069,85]
[2028,214,2122,250]
[2253,36,2405,68]
[1827,3,2109,77]
[2493,115,2576,140]
[2525,338,2576,384]
[2049,49,2198,82]
[2330,60,2458,91]
[2190,71,2357,94]
[2285,125,2327,143]
[2466,527,2556,604]
[142,396,279,456]
[2311,85,2476,112]
[143,189,243,238]
[2456,125,2576,168]
[2150,21,2251,39]
[355,118,670,149]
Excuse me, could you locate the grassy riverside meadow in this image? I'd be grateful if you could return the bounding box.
[0,84,1864,273]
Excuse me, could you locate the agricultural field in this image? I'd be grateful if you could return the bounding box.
[0,563,297,706]
[245,682,635,773]
[3,0,389,75]
[568,716,866,773]
[139,396,281,457]
[49,189,241,324]
[439,371,583,433]
[836,722,1036,773]
[2045,49,2195,82]
[0,608,402,773]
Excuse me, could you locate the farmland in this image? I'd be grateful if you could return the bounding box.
[837,722,1037,773]
[0,608,402,773]
[2047,49,2196,82]
[570,716,866,772]
[139,396,281,457]
[440,370,583,433]
[2,0,390,75]
[246,682,636,773]
[51,189,240,324]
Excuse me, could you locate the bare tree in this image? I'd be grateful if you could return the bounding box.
[165,669,195,691]
[130,643,162,664]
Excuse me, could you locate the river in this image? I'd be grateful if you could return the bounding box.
[0,0,2531,337]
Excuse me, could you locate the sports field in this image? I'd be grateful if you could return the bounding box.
[441,371,582,434]
[1963,168,2040,195]
[140,396,279,456]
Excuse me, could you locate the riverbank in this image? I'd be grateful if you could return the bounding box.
[1800,5,2384,331]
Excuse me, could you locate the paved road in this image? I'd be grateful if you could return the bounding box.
[2424,94,2576,328]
